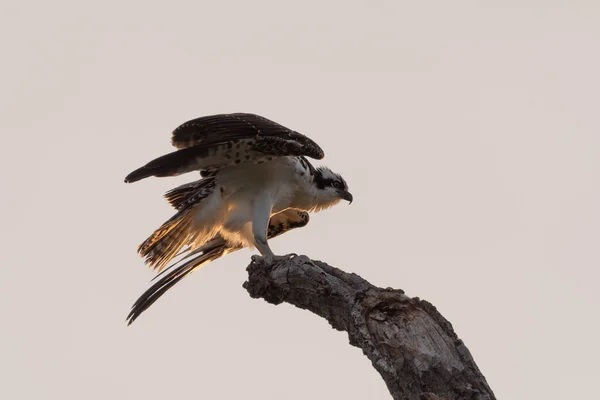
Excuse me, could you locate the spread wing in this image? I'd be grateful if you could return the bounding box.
[137,178,217,271]
[124,113,324,183]
[126,209,310,325]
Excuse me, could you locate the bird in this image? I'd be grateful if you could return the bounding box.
[124,113,352,325]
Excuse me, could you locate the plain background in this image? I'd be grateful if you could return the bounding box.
[1,1,598,399]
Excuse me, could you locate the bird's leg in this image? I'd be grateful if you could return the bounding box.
[250,195,297,264]
[251,194,276,258]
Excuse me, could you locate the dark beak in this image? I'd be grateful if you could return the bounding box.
[340,190,353,204]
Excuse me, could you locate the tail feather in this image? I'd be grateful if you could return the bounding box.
[126,238,234,325]
[150,236,233,282]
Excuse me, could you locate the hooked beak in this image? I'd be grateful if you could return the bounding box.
[340,190,353,204]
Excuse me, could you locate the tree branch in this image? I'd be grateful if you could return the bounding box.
[243,255,495,400]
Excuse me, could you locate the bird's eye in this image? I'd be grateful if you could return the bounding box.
[332,180,342,189]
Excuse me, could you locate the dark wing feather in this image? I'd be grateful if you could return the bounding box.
[163,178,209,210]
[170,113,321,154]
[126,209,310,325]
[124,113,324,183]
[265,209,310,239]
[137,178,216,271]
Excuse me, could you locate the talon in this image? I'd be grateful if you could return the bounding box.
[267,253,298,263]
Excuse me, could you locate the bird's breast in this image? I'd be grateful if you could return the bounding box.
[215,157,314,212]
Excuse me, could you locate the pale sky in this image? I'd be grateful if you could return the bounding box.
[1,1,599,399]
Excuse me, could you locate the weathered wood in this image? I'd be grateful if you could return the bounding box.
[243,255,495,400]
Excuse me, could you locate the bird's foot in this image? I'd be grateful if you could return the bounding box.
[251,253,298,264]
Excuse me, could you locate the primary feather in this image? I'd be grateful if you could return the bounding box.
[124,113,324,183]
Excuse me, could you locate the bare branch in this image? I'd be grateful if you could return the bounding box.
[243,255,495,400]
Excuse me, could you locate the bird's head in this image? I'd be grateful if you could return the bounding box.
[311,167,352,211]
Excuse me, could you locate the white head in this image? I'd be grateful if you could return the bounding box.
[309,166,352,212]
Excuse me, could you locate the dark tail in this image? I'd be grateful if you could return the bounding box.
[126,237,235,325]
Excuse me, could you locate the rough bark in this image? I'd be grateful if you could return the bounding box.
[243,255,495,400]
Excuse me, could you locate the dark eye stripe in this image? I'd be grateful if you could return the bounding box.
[314,168,347,190]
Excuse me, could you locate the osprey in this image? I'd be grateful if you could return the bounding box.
[124,113,352,324]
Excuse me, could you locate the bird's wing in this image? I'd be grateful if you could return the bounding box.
[137,178,217,271]
[162,179,208,210]
[265,209,310,239]
[126,209,310,325]
[163,156,317,211]
[124,113,324,183]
